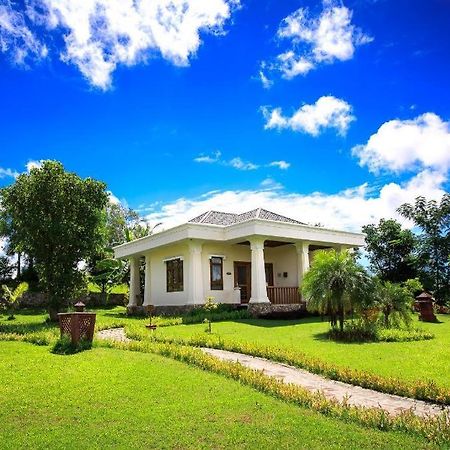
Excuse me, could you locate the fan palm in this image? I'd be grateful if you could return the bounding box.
[302,250,371,331]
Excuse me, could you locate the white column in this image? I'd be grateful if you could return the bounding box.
[188,240,203,304]
[335,245,346,254]
[128,256,141,307]
[296,242,310,288]
[249,237,270,304]
[143,253,152,307]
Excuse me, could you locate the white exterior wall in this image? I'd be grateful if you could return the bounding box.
[148,243,190,306]
[265,246,299,288]
[147,241,301,306]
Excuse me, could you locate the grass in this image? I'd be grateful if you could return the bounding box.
[87,282,128,294]
[0,341,433,450]
[151,314,450,390]
[2,308,449,390]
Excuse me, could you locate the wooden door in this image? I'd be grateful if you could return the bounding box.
[265,263,274,287]
[234,262,251,303]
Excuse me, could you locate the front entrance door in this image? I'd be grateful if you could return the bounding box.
[234,261,251,303]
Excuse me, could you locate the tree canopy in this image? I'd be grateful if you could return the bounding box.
[0,161,108,317]
[362,218,417,283]
[397,194,450,303]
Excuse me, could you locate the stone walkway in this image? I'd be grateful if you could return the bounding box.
[97,327,131,343]
[97,328,448,418]
[202,348,448,418]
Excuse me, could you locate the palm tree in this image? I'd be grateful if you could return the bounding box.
[376,281,414,328]
[302,250,370,331]
[1,282,29,320]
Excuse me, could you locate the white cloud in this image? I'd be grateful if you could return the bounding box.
[262,1,372,84]
[0,0,47,65]
[263,95,355,136]
[0,167,19,179]
[194,150,222,164]
[260,177,283,191]
[229,157,258,171]
[194,152,291,171]
[39,0,239,89]
[142,169,447,232]
[107,191,121,205]
[26,159,44,172]
[1,0,239,89]
[275,51,315,79]
[258,69,273,89]
[269,160,290,170]
[352,113,450,173]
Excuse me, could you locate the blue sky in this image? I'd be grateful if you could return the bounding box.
[0,0,449,231]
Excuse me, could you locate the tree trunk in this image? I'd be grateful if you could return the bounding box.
[48,306,60,322]
[17,252,21,279]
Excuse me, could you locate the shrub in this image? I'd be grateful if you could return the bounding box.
[51,335,92,355]
[328,320,434,343]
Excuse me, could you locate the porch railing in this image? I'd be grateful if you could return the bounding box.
[267,286,301,305]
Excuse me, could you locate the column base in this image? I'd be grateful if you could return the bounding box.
[249,297,270,304]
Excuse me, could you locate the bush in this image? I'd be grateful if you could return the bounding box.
[51,335,92,355]
[328,320,434,343]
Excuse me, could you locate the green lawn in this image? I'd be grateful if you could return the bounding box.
[87,282,128,294]
[0,341,431,450]
[151,315,450,389]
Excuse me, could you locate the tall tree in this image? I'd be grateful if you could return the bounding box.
[362,219,417,282]
[397,195,450,303]
[0,161,108,319]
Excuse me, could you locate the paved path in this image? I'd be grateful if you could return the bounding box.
[201,348,449,418]
[97,328,448,418]
[97,327,131,343]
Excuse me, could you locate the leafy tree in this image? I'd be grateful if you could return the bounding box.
[302,250,371,331]
[362,219,417,282]
[0,161,108,319]
[397,195,450,303]
[90,258,127,304]
[103,202,161,249]
[1,282,29,320]
[0,256,14,282]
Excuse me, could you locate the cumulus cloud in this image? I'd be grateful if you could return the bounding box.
[352,113,450,174]
[263,95,355,136]
[26,159,44,171]
[1,0,239,89]
[261,1,372,84]
[0,167,19,179]
[142,169,447,232]
[0,0,47,65]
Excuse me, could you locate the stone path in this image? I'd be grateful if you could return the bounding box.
[202,348,449,418]
[97,327,131,343]
[96,328,448,418]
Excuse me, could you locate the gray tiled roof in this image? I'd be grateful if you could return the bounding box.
[188,208,305,226]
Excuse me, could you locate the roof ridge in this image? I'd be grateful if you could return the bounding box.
[200,210,214,223]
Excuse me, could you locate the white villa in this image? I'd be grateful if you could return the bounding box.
[113,208,365,314]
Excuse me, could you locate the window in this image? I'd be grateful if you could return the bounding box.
[210,256,223,290]
[166,258,183,292]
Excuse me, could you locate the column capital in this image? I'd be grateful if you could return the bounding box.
[295,241,310,254]
[249,237,265,250]
[188,239,203,253]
